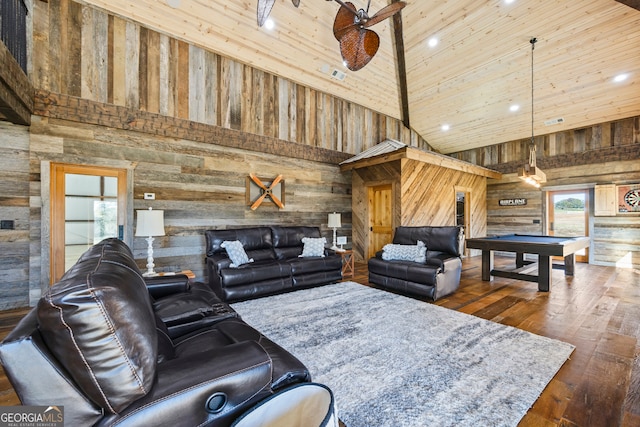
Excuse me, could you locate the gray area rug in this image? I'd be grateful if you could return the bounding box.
[232,282,575,427]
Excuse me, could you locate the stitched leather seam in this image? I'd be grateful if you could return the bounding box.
[256,338,275,388]
[45,294,116,414]
[87,265,150,398]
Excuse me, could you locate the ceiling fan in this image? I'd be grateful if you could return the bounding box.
[330,0,406,71]
[257,0,405,71]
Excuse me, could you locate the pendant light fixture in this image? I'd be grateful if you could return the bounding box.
[518,37,546,188]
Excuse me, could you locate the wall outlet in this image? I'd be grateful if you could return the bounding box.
[144,193,155,200]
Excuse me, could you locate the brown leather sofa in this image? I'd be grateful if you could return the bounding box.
[0,238,310,426]
[368,226,465,300]
[205,226,343,302]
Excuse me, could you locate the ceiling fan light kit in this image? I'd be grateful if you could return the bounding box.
[518,37,547,189]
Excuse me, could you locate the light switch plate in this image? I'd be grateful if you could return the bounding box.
[144,193,155,200]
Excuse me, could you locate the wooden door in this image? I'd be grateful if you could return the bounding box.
[367,184,393,259]
[50,164,128,283]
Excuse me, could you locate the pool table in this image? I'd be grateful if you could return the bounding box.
[465,234,590,291]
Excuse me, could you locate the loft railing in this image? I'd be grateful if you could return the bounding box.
[1,0,28,73]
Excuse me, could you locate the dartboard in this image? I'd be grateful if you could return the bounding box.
[624,189,640,208]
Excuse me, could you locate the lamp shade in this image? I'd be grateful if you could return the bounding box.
[328,212,341,228]
[135,208,165,237]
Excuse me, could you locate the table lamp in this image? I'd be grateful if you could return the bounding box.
[135,207,165,276]
[328,212,341,251]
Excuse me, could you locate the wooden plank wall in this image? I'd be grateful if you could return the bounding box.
[25,114,352,305]
[349,159,488,261]
[0,41,32,125]
[451,117,640,168]
[451,117,640,268]
[400,159,487,240]
[32,0,430,155]
[0,122,30,309]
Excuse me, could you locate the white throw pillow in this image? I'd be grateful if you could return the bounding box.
[381,240,427,263]
[221,240,254,268]
[299,237,326,257]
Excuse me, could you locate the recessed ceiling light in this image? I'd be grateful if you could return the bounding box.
[441,124,450,131]
[613,73,629,83]
[510,104,520,112]
[428,37,439,48]
[505,0,516,4]
[166,0,180,8]
[264,18,275,30]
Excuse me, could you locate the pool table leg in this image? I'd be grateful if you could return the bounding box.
[481,250,494,281]
[516,252,525,268]
[564,254,575,275]
[539,255,552,291]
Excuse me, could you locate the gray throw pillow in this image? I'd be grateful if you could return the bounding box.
[382,240,427,263]
[221,240,254,267]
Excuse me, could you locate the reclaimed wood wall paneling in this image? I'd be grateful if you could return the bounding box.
[38,0,429,155]
[0,122,31,309]
[26,116,352,293]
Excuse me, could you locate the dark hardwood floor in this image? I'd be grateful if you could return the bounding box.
[1,255,639,426]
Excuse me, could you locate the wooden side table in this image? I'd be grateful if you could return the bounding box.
[154,270,196,280]
[338,250,354,278]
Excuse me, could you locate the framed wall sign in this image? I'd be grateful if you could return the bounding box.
[499,198,527,206]
[617,184,640,214]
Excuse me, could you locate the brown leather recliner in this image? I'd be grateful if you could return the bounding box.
[0,238,310,426]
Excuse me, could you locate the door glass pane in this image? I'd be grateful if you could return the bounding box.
[64,173,119,271]
[552,193,585,236]
[550,191,587,258]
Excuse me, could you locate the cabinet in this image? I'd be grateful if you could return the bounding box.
[594,184,617,216]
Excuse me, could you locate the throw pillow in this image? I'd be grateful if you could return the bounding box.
[221,240,254,268]
[382,240,427,263]
[299,237,326,257]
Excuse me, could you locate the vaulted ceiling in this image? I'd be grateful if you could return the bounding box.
[81,0,640,154]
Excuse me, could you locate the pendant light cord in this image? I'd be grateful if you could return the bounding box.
[529,37,537,168]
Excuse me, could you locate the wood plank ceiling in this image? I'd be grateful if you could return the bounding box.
[79,0,640,154]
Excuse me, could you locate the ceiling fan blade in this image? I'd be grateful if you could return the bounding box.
[331,0,359,16]
[333,2,359,40]
[257,0,276,27]
[339,28,379,71]
[363,1,406,28]
[291,0,300,6]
